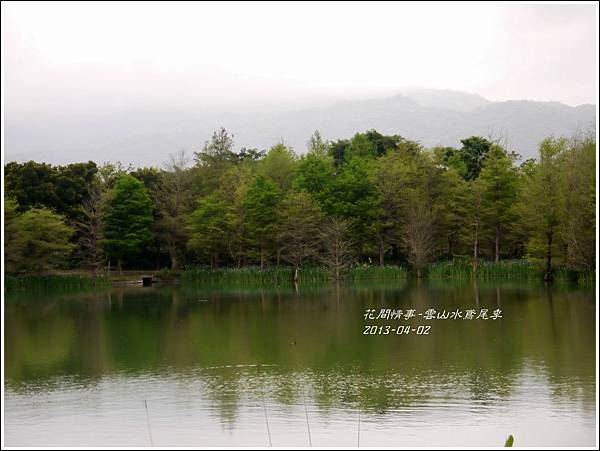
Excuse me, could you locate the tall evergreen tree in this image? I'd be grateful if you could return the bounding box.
[478,145,518,262]
[520,137,565,280]
[278,191,324,270]
[243,175,281,270]
[102,175,154,273]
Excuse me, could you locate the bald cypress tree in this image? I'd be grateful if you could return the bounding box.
[102,175,153,274]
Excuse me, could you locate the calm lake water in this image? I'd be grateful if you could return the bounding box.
[4,280,596,447]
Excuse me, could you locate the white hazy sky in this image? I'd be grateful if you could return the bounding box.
[2,1,598,116]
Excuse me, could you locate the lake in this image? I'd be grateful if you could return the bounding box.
[4,280,596,447]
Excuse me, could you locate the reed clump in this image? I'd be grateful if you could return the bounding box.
[428,259,595,284]
[181,265,408,285]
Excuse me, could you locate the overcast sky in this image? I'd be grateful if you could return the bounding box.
[2,1,598,117]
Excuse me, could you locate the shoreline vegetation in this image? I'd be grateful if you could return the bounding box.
[4,128,596,290]
[5,260,595,292]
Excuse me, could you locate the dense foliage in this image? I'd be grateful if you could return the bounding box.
[4,128,596,280]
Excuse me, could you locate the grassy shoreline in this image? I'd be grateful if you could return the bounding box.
[4,260,595,291]
[4,274,111,292]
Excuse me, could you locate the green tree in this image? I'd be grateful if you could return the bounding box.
[4,161,58,211]
[439,167,471,256]
[558,134,596,270]
[102,175,154,273]
[322,157,380,259]
[434,146,468,180]
[238,147,266,162]
[478,145,518,262]
[520,137,565,280]
[328,139,350,167]
[320,216,354,280]
[97,161,132,190]
[293,152,335,202]
[375,148,443,275]
[194,127,237,167]
[73,180,106,276]
[374,153,404,265]
[398,154,443,277]
[188,194,231,268]
[278,191,324,269]
[345,132,378,161]
[4,196,21,273]
[363,129,406,157]
[193,128,239,195]
[243,175,281,270]
[339,130,407,162]
[258,142,297,192]
[4,160,97,221]
[154,151,194,269]
[217,163,256,267]
[307,130,329,156]
[10,207,75,274]
[457,136,493,180]
[131,167,163,193]
[54,162,99,220]
[468,177,485,274]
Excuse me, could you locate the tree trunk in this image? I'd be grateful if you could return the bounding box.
[260,240,264,271]
[169,246,179,270]
[544,229,554,282]
[117,258,123,275]
[379,240,385,267]
[472,221,479,275]
[495,225,500,263]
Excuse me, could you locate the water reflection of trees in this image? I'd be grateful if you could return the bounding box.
[5,282,596,425]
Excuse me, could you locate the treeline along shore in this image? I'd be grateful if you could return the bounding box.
[4,128,596,288]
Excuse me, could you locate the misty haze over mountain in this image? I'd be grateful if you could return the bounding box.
[4,3,596,167]
[5,89,595,167]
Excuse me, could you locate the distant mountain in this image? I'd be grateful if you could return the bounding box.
[399,88,491,112]
[4,90,595,166]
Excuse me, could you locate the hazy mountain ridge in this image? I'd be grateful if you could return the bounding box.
[5,89,595,166]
